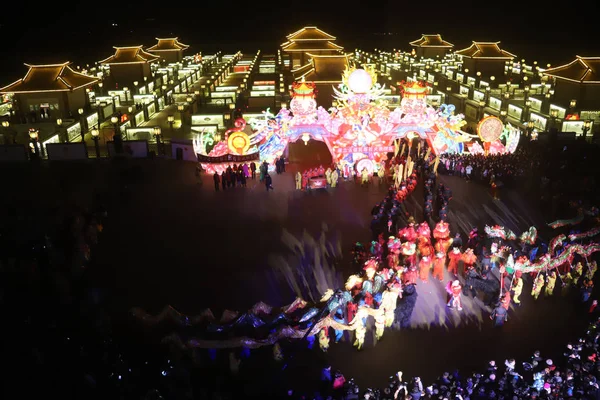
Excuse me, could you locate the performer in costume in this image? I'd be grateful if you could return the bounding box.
[467,227,479,250]
[433,220,453,254]
[561,271,574,295]
[448,246,462,276]
[531,273,545,300]
[419,254,432,282]
[586,261,598,281]
[401,242,417,268]
[433,250,446,281]
[361,259,385,307]
[353,310,367,350]
[417,235,434,259]
[381,281,402,328]
[318,164,325,176]
[416,221,431,242]
[573,262,584,283]
[370,240,383,260]
[403,263,418,285]
[501,290,511,310]
[302,171,309,190]
[318,328,330,352]
[325,167,332,186]
[447,280,463,311]
[512,271,523,305]
[295,171,302,190]
[331,168,339,188]
[545,271,557,296]
[399,216,418,243]
[462,248,477,270]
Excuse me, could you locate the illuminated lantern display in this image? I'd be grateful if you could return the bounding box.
[227,131,250,154]
[200,64,519,172]
[346,68,373,94]
[477,116,504,142]
[471,116,520,155]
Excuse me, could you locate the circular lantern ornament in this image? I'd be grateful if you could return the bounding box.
[356,158,375,175]
[227,131,250,155]
[477,116,504,142]
[347,69,373,94]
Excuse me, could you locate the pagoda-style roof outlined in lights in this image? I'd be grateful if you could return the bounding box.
[543,56,600,84]
[285,26,337,41]
[99,45,160,65]
[0,62,98,93]
[147,37,189,52]
[455,41,516,59]
[409,34,454,48]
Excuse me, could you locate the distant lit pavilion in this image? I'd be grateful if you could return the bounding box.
[409,34,454,59]
[0,62,98,120]
[281,26,343,69]
[455,41,516,81]
[147,37,189,63]
[99,45,160,88]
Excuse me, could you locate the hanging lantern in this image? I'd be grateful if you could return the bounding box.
[302,133,310,146]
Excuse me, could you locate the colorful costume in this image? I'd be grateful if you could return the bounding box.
[545,271,557,296]
[512,271,523,304]
[447,247,462,275]
[325,168,332,185]
[361,168,369,185]
[331,170,339,188]
[531,273,545,300]
[461,248,477,270]
[381,283,402,328]
[361,259,384,307]
[433,251,446,281]
[295,172,302,190]
[447,280,463,310]
[403,265,418,285]
[401,242,417,268]
[501,291,511,310]
[419,255,432,282]
[416,221,431,242]
[353,311,367,350]
[399,217,418,243]
[318,328,329,352]
[433,221,453,254]
[586,261,598,281]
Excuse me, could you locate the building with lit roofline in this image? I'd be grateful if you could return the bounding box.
[455,41,516,82]
[0,62,98,121]
[147,38,190,63]
[99,46,160,89]
[409,34,454,59]
[281,26,343,70]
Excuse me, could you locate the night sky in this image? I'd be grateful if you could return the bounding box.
[0,0,598,82]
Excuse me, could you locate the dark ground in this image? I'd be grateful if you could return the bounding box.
[2,142,592,394]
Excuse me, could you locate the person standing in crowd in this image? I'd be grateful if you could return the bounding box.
[280,156,286,172]
[221,170,227,190]
[213,171,220,191]
[265,173,273,191]
[250,161,256,179]
[239,169,247,187]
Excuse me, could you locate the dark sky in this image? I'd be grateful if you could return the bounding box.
[0,0,598,81]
